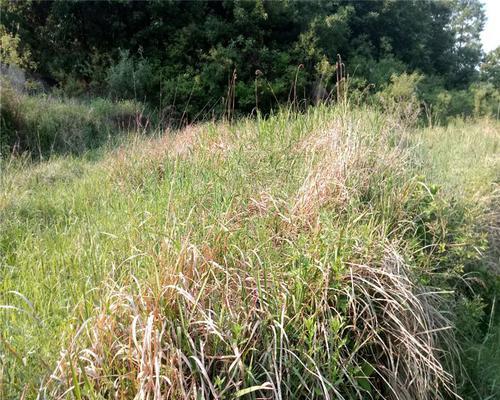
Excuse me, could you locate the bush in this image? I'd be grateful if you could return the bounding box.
[416,73,500,125]
[106,50,158,102]
[375,72,422,125]
[471,81,500,118]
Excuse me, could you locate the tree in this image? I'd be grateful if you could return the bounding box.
[481,47,500,88]
[0,25,35,69]
[448,0,486,88]
[0,0,490,120]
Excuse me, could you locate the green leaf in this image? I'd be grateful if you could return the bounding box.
[234,382,273,398]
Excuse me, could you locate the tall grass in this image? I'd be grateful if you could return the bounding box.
[0,103,498,399]
[418,118,500,399]
[0,80,149,158]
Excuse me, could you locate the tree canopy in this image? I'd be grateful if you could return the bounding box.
[0,0,493,121]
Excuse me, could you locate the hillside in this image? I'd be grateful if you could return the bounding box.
[1,105,499,399]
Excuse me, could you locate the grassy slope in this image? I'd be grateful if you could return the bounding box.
[0,106,498,398]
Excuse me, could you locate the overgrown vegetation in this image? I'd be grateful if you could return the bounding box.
[1,102,498,398]
[0,1,498,398]
[1,0,498,123]
[0,84,148,157]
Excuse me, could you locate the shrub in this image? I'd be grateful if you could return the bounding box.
[416,74,499,125]
[106,50,158,102]
[471,81,500,118]
[375,72,422,125]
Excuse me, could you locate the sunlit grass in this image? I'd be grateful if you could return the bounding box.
[1,105,498,399]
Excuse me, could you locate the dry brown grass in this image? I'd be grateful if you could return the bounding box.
[47,238,459,399]
[104,122,238,192]
[47,242,269,399]
[288,116,409,233]
[343,247,457,400]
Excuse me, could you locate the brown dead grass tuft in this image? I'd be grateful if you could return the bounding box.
[343,246,457,400]
[288,118,409,233]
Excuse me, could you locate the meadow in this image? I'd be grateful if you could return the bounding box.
[1,98,499,398]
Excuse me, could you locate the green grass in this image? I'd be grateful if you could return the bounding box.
[418,118,500,399]
[1,80,148,158]
[419,118,499,197]
[0,104,498,399]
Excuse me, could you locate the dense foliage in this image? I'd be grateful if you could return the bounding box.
[1,0,497,123]
[0,2,499,398]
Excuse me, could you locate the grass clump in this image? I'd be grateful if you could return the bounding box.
[1,104,499,399]
[0,81,148,158]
